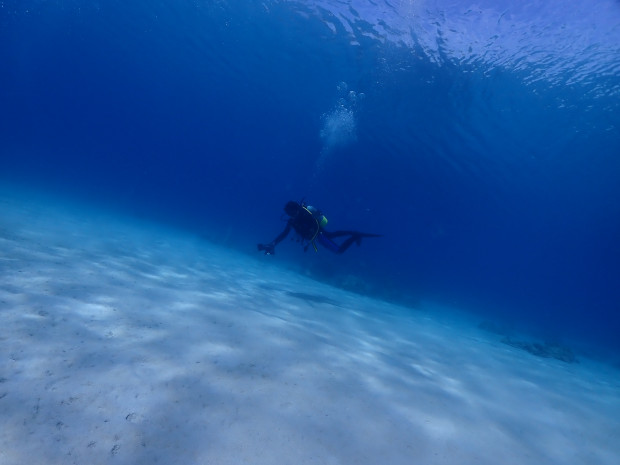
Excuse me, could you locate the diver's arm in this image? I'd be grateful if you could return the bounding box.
[257,223,291,255]
[272,223,292,246]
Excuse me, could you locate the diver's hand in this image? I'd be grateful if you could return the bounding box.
[257,243,275,255]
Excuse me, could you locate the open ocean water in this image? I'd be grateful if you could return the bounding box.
[1,0,620,356]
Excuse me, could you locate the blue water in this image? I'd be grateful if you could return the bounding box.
[2,0,620,353]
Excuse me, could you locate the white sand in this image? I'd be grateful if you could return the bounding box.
[1,192,619,465]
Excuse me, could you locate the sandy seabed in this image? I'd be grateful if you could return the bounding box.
[1,192,619,465]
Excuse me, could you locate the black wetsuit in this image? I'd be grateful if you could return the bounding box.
[258,202,381,255]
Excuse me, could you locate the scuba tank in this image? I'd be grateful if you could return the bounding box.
[306,205,328,228]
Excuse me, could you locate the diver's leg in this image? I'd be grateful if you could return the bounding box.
[321,230,382,253]
[335,235,361,254]
[324,230,382,239]
[322,230,358,239]
[317,233,340,253]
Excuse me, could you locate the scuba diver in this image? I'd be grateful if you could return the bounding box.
[257,200,381,255]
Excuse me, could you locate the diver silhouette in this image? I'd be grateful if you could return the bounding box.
[257,200,381,255]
